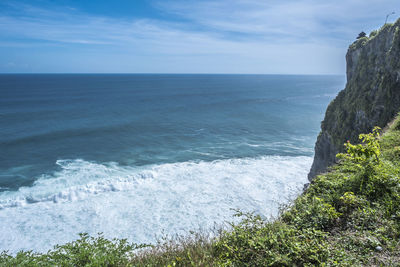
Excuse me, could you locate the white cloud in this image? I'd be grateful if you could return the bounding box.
[0,0,398,73]
[155,0,398,40]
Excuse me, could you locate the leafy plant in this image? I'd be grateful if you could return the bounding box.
[0,233,148,267]
[213,212,331,266]
[337,126,381,167]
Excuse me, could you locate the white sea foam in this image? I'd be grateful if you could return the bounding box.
[0,156,311,254]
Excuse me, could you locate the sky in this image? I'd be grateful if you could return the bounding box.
[0,0,398,74]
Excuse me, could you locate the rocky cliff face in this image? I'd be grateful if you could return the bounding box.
[308,19,400,180]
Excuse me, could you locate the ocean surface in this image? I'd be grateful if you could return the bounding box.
[0,74,345,253]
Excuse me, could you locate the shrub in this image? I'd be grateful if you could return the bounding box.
[337,127,381,168]
[282,196,341,231]
[0,233,148,267]
[213,212,330,266]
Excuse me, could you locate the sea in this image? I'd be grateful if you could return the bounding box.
[0,74,345,253]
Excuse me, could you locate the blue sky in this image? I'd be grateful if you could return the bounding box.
[0,0,398,74]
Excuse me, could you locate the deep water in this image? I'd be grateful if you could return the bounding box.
[0,74,344,253]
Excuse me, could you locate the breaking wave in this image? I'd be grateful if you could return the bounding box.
[0,156,311,253]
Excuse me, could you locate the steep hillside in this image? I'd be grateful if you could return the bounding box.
[309,18,400,179]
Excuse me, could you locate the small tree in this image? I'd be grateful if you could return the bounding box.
[357,31,367,39]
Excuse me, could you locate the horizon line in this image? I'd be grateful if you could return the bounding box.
[0,72,345,76]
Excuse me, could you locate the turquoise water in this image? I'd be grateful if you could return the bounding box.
[0,74,344,252]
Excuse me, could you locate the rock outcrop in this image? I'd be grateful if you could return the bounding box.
[308,18,400,180]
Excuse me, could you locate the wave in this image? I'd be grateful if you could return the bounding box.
[0,156,311,253]
[0,159,153,209]
[1,122,137,146]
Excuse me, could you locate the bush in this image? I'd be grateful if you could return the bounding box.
[0,233,148,267]
[282,196,341,231]
[337,127,381,168]
[213,212,330,266]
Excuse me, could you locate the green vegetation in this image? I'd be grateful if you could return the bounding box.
[349,22,395,51]
[0,233,148,266]
[2,118,400,266]
[369,30,378,38]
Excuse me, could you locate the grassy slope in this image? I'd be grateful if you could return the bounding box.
[2,118,400,266]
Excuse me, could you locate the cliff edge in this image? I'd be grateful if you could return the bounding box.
[308,18,400,180]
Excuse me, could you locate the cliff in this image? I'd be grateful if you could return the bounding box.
[308,18,400,180]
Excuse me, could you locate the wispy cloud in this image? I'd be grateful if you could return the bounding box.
[155,0,398,41]
[0,0,398,73]
[0,3,233,53]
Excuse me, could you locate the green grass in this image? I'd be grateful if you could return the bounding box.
[2,117,400,266]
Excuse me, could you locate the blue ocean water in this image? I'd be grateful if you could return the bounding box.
[0,74,344,253]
